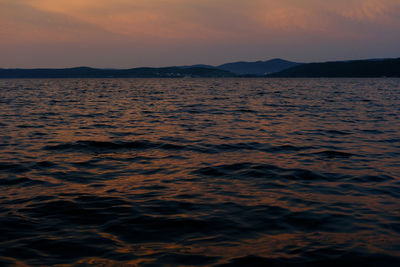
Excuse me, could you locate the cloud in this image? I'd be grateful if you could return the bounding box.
[326,0,400,23]
[3,0,400,42]
[0,0,399,67]
[18,0,258,41]
[0,0,119,44]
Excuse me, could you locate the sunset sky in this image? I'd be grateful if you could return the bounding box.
[1,0,399,68]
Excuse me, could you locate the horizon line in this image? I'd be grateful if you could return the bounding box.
[1,56,399,70]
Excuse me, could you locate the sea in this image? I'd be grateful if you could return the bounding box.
[0,78,399,266]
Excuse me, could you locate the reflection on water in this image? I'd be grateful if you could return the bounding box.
[0,78,400,266]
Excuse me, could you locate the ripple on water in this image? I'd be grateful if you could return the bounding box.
[0,78,400,266]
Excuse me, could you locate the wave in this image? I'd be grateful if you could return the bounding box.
[44,140,316,155]
[44,140,186,152]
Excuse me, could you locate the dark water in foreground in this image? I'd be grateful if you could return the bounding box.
[0,78,399,266]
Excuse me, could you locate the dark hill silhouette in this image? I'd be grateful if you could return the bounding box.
[0,66,234,79]
[268,58,400,77]
[2,58,400,78]
[175,64,215,69]
[216,58,301,75]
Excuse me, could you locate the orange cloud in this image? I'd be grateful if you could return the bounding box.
[326,0,400,23]
[1,0,399,67]
[21,0,251,40]
[3,0,399,43]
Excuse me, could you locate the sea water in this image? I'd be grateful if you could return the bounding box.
[0,78,399,266]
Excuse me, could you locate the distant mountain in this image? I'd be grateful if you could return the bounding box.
[268,58,400,77]
[2,57,399,78]
[216,58,301,75]
[176,64,215,69]
[0,66,234,79]
[341,58,393,62]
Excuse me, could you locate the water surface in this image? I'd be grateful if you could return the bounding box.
[0,78,399,266]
